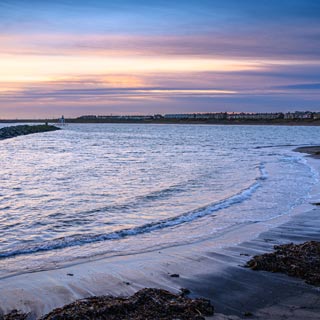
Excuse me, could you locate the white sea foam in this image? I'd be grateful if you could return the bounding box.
[0,165,265,259]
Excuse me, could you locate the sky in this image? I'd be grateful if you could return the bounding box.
[0,0,320,118]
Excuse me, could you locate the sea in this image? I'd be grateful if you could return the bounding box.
[0,123,319,277]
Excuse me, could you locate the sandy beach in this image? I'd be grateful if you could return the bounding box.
[0,142,319,319]
[1,177,319,319]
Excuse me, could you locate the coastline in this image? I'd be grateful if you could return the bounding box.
[295,146,320,159]
[1,119,320,126]
[1,208,319,319]
[1,149,320,319]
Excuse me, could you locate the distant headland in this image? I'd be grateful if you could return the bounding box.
[1,111,320,125]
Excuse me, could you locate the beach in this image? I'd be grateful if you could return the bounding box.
[0,125,319,319]
[1,186,319,319]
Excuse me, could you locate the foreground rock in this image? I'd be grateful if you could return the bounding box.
[3,288,214,320]
[3,310,27,320]
[0,125,60,140]
[246,241,320,286]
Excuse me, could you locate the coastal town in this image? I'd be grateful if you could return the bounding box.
[2,111,320,125]
[75,111,320,123]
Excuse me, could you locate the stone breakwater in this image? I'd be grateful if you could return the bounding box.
[0,125,60,140]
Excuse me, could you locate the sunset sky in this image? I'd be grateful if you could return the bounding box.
[0,0,320,118]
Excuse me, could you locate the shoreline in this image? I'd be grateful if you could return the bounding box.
[295,146,320,159]
[1,148,320,319]
[1,210,320,319]
[2,119,320,126]
[1,207,319,319]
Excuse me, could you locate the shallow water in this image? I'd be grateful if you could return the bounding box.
[0,123,319,276]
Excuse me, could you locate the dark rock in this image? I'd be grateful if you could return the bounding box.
[245,241,320,286]
[0,125,60,141]
[170,274,180,278]
[179,288,191,296]
[67,273,74,277]
[39,288,214,320]
[3,310,28,320]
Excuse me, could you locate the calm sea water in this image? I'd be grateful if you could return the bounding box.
[0,123,319,276]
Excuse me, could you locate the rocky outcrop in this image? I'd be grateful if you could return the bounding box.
[0,125,60,140]
[246,241,320,286]
[3,288,214,320]
[40,288,214,320]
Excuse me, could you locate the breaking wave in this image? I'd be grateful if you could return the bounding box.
[0,164,267,259]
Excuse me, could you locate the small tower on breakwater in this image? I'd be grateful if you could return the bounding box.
[59,115,65,125]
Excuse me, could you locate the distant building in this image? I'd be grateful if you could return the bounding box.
[97,115,119,120]
[227,113,283,120]
[78,115,97,120]
[284,111,313,120]
[195,113,227,120]
[59,115,65,124]
[210,112,228,120]
[80,115,154,120]
[120,115,153,120]
[75,111,319,122]
[164,113,227,120]
[194,114,209,120]
[313,112,320,120]
[164,114,196,119]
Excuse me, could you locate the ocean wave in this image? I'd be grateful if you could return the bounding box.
[58,177,201,219]
[254,144,301,149]
[0,164,267,259]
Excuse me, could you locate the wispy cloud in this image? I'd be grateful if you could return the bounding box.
[1,29,320,60]
[272,83,320,90]
[0,0,319,117]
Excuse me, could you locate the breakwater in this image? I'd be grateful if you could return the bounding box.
[0,124,60,140]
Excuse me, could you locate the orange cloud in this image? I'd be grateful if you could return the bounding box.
[0,53,262,85]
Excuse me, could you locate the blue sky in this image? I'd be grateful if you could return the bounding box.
[0,0,319,117]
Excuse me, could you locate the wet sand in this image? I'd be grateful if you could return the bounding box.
[186,208,320,319]
[0,206,319,319]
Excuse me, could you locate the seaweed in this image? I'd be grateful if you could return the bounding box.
[39,288,213,320]
[245,241,320,286]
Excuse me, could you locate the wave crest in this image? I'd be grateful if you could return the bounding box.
[0,163,267,259]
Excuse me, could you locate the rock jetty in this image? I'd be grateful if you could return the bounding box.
[3,288,214,320]
[0,125,60,140]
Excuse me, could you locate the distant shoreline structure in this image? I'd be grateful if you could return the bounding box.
[77,111,320,121]
[1,111,320,125]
